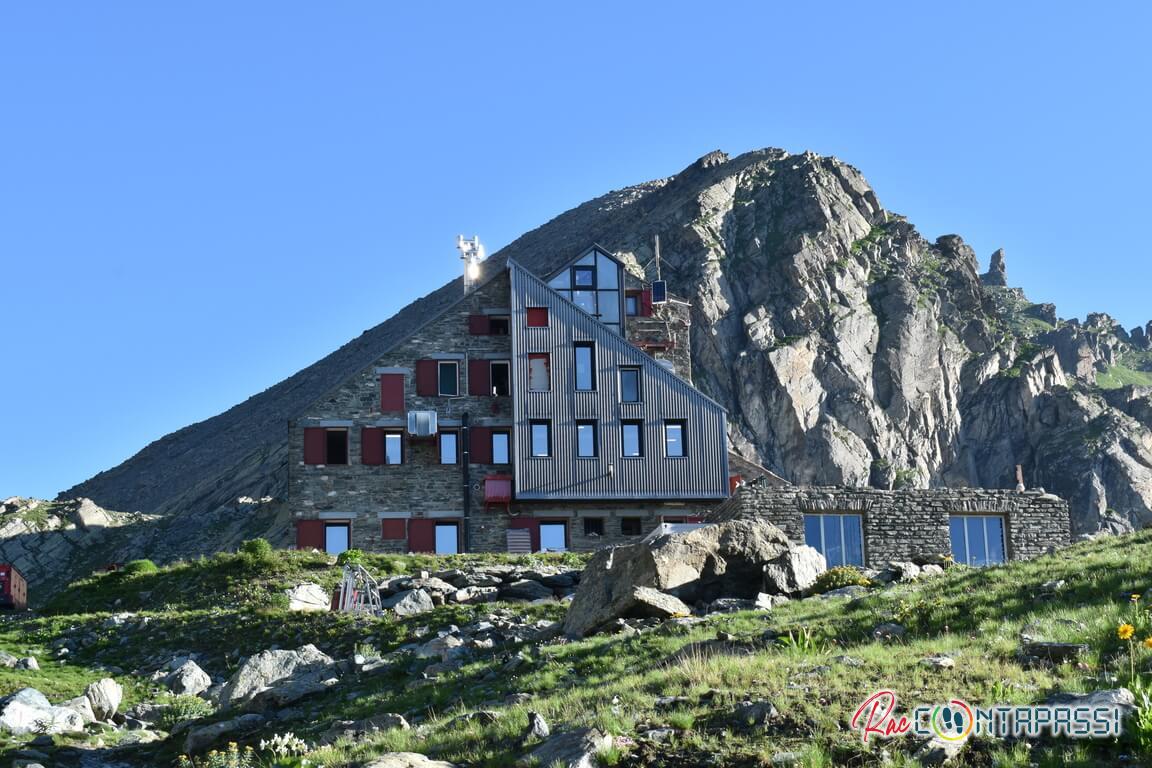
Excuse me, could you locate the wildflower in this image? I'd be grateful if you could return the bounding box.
[1118,623,1136,640]
[1145,637,1152,650]
[1133,594,1142,603]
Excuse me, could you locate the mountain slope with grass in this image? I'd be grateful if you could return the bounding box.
[2,532,1151,767]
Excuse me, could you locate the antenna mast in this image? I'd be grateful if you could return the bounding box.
[456,235,486,294]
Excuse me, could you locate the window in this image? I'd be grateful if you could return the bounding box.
[528,353,550,391]
[539,522,567,552]
[526,307,549,327]
[324,523,350,555]
[664,421,686,458]
[803,514,864,567]
[530,420,551,457]
[491,431,510,464]
[621,421,644,457]
[438,361,459,396]
[573,265,595,287]
[439,432,458,464]
[625,293,639,316]
[325,429,348,465]
[573,290,596,314]
[435,522,459,554]
[577,421,597,458]
[384,432,403,465]
[574,343,596,391]
[583,517,605,536]
[621,517,642,536]
[620,368,641,403]
[950,515,1005,566]
[488,316,510,335]
[491,361,511,396]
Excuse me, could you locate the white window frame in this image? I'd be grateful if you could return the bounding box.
[664,420,686,458]
[439,431,458,465]
[803,513,864,567]
[950,515,1006,566]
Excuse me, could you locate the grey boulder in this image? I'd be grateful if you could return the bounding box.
[361,754,458,768]
[167,660,212,696]
[219,644,335,709]
[382,589,435,616]
[517,727,613,768]
[85,677,123,721]
[762,545,826,595]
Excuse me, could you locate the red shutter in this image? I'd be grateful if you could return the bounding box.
[361,427,383,465]
[381,519,407,540]
[380,374,404,412]
[729,474,743,495]
[640,289,653,317]
[415,360,438,396]
[526,307,549,327]
[468,359,491,396]
[470,426,492,464]
[303,428,326,464]
[408,519,436,553]
[508,518,540,553]
[295,520,325,550]
[468,315,490,335]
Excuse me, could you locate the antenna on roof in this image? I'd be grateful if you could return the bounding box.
[654,234,662,281]
[651,234,667,307]
[457,235,486,294]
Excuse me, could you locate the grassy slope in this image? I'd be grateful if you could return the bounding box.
[2,535,1152,767]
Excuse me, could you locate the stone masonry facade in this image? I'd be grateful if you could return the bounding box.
[710,480,1071,566]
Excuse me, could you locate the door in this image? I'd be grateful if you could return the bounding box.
[539,522,568,552]
[324,523,350,555]
[435,522,460,554]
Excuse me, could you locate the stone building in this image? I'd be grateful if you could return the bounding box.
[710,480,1071,567]
[288,246,732,555]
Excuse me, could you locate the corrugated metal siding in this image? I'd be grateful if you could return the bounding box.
[510,262,729,500]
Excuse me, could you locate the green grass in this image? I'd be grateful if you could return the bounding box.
[1097,363,1152,390]
[5,534,1152,766]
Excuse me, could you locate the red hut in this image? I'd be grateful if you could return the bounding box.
[0,565,28,610]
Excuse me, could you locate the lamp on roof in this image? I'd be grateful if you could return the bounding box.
[457,235,486,294]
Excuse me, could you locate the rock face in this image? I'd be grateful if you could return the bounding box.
[54,147,1152,537]
[563,518,795,636]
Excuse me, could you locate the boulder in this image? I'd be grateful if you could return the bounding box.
[382,589,435,617]
[415,635,465,661]
[218,644,335,709]
[500,580,554,601]
[85,678,123,721]
[60,695,96,724]
[517,727,613,768]
[1045,688,1136,717]
[452,586,499,604]
[564,518,793,637]
[762,546,826,595]
[15,656,39,671]
[167,660,212,696]
[361,754,459,768]
[321,713,409,745]
[0,689,85,735]
[286,583,331,612]
[183,713,265,753]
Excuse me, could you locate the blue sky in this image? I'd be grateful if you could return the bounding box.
[2,3,1149,500]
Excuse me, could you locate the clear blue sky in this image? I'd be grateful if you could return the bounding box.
[2,3,1149,500]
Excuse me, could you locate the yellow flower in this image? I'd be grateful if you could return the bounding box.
[1144,637,1152,650]
[1118,623,1136,640]
[1133,594,1142,603]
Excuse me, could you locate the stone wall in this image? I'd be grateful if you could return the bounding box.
[710,481,1071,566]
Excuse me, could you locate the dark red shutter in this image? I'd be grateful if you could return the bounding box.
[415,360,438,396]
[526,307,549,327]
[468,359,491,396]
[303,428,326,464]
[381,519,407,540]
[729,474,743,495]
[640,289,653,317]
[380,374,404,412]
[508,518,540,553]
[468,314,490,335]
[295,520,325,550]
[362,427,383,465]
[408,519,436,553]
[470,426,492,464]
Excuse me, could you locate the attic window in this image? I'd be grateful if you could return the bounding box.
[489,316,510,335]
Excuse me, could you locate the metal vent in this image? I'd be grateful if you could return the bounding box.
[406,410,438,437]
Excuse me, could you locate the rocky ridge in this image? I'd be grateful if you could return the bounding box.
[48,148,1152,537]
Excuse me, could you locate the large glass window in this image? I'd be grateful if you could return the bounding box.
[528,354,550,391]
[384,432,403,465]
[435,523,459,555]
[620,368,641,402]
[530,420,551,457]
[437,361,459,396]
[577,421,597,458]
[439,432,458,464]
[324,523,350,555]
[573,266,595,287]
[950,515,1005,566]
[622,421,643,457]
[803,514,864,567]
[492,431,510,464]
[664,421,686,458]
[540,522,568,552]
[575,343,596,391]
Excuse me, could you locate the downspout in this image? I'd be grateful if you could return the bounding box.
[462,411,472,553]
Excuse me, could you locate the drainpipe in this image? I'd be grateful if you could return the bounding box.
[462,411,472,553]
